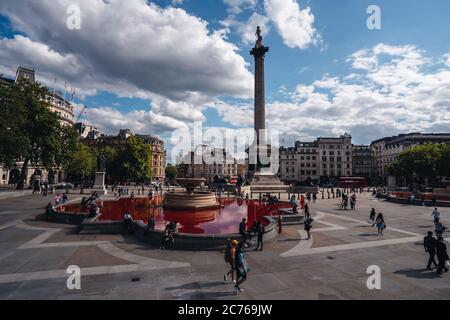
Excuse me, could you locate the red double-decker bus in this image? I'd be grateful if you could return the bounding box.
[338,177,367,188]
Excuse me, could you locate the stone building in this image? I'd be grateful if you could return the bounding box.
[352,145,374,180]
[83,129,166,182]
[370,133,450,180]
[279,134,352,184]
[177,146,243,183]
[0,66,75,186]
[318,134,353,179]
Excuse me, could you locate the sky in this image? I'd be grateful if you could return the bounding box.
[1,0,450,161]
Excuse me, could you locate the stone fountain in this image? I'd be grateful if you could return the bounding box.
[163,178,220,211]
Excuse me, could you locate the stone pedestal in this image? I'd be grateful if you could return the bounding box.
[92,172,107,195]
[387,175,397,191]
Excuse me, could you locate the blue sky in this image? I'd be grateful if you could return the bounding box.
[1,0,450,159]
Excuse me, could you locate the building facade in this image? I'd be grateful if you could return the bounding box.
[278,134,352,184]
[83,129,166,182]
[177,146,243,183]
[370,133,450,180]
[0,66,75,186]
[352,145,374,179]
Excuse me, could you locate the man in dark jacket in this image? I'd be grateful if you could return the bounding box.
[436,236,449,274]
[423,231,438,270]
[254,221,265,251]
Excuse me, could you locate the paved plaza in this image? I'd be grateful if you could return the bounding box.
[0,193,449,300]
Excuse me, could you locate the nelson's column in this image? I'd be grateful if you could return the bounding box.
[248,26,285,190]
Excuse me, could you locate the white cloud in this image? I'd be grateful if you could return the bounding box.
[264,0,320,50]
[223,0,257,14]
[238,13,270,45]
[0,0,254,134]
[212,44,450,144]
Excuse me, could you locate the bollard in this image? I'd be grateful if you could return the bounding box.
[328,193,330,199]
[322,192,324,199]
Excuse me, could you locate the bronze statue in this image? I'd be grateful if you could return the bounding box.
[255,26,263,47]
[97,152,106,172]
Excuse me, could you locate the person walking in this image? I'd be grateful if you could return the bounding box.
[431,208,440,224]
[239,218,250,247]
[436,236,449,275]
[234,242,249,294]
[423,231,438,270]
[369,208,376,226]
[304,202,310,219]
[375,213,386,235]
[254,221,265,251]
[224,239,237,283]
[304,216,313,240]
[434,220,447,238]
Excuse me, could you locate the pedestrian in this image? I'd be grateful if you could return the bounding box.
[436,236,449,275]
[375,213,386,235]
[62,193,68,204]
[434,220,447,238]
[54,193,61,205]
[224,239,237,283]
[423,231,438,270]
[304,216,313,240]
[278,214,282,233]
[304,202,310,219]
[122,211,133,234]
[431,208,440,224]
[254,221,265,251]
[369,208,376,226]
[45,202,54,221]
[160,229,170,250]
[313,193,317,203]
[147,215,155,231]
[131,191,135,198]
[234,242,249,294]
[432,196,437,207]
[239,218,248,246]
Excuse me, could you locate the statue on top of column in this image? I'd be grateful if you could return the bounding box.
[255,26,263,47]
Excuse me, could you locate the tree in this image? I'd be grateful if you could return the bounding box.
[388,143,450,187]
[118,136,152,183]
[165,163,178,180]
[0,80,64,189]
[101,146,119,183]
[66,144,96,183]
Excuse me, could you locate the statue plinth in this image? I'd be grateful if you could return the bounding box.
[92,172,107,195]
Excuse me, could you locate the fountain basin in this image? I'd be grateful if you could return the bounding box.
[163,191,220,210]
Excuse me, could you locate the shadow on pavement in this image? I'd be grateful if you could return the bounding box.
[394,268,442,279]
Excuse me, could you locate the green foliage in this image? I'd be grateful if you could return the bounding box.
[66,144,97,180]
[116,136,153,183]
[0,79,69,189]
[165,163,178,180]
[388,143,450,185]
